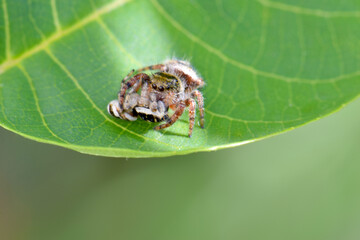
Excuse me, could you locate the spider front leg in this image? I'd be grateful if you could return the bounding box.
[120,64,165,92]
[192,90,205,128]
[154,101,186,133]
[136,63,166,72]
[187,98,196,138]
[117,73,149,117]
[121,69,135,86]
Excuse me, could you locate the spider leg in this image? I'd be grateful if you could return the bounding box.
[192,90,205,128]
[136,64,166,72]
[157,100,170,122]
[138,81,152,107]
[117,73,149,116]
[107,99,137,121]
[154,101,186,132]
[192,77,205,88]
[121,69,135,86]
[128,79,142,94]
[186,98,196,138]
[119,69,139,98]
[164,59,191,66]
[120,64,166,90]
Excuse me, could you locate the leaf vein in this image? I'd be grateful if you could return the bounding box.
[51,0,61,32]
[96,17,140,66]
[18,64,68,144]
[257,0,360,18]
[252,6,269,66]
[2,0,11,60]
[206,109,302,124]
[27,0,46,40]
[0,84,16,129]
[327,19,344,75]
[295,15,306,77]
[253,74,265,119]
[206,61,226,109]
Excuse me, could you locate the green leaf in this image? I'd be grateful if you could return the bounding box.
[0,0,359,157]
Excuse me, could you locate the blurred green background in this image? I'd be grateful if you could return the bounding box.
[1,98,360,240]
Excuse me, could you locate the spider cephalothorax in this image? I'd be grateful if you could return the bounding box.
[107,59,205,137]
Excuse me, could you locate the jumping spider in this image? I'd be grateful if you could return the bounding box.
[107,59,205,137]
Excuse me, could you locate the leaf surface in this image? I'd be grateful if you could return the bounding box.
[0,0,359,157]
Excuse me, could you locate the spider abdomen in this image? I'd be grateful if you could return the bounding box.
[135,107,169,123]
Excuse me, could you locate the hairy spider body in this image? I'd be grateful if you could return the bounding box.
[107,60,205,137]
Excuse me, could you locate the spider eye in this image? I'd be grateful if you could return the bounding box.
[152,84,157,89]
[158,86,164,91]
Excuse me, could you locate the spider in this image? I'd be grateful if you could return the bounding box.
[107,59,205,137]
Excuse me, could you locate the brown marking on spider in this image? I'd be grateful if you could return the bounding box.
[107,59,205,137]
